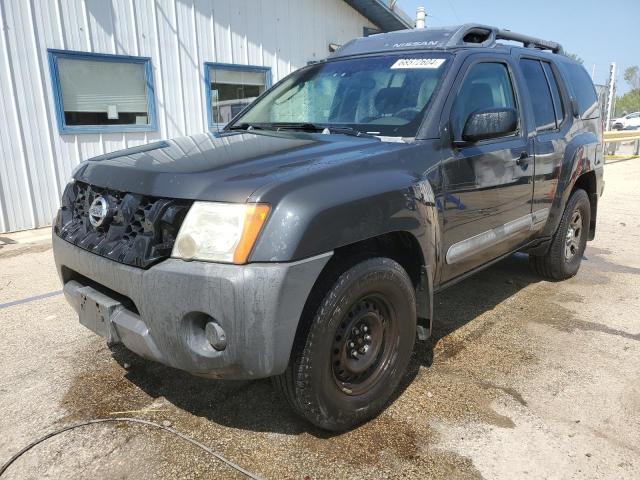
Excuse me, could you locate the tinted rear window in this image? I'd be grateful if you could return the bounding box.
[564,62,598,118]
[542,62,565,126]
[520,59,557,131]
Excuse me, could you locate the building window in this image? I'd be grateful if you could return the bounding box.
[205,63,271,129]
[48,50,157,134]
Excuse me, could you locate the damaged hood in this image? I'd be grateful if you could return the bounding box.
[73,130,406,202]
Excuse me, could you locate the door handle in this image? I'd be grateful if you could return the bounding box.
[516,151,529,167]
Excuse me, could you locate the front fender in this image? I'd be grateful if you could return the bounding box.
[249,165,442,279]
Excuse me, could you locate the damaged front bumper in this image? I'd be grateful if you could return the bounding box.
[53,234,331,379]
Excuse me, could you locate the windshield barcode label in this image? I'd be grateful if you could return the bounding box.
[390,58,445,69]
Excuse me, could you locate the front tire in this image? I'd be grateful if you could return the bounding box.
[273,257,416,431]
[530,188,591,280]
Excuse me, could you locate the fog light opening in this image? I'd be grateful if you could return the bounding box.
[182,312,227,355]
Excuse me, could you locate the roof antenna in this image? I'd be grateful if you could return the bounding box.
[415,6,426,29]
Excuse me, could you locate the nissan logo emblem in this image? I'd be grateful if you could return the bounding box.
[88,196,109,228]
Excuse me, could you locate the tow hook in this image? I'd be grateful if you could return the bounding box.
[205,321,227,351]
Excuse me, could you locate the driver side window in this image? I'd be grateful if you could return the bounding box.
[452,62,517,139]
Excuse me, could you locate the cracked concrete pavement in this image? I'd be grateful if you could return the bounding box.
[0,157,638,479]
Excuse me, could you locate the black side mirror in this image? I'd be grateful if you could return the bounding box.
[459,107,518,144]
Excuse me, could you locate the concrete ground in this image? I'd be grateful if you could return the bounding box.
[1,156,639,479]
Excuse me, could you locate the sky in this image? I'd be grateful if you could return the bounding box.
[396,0,639,94]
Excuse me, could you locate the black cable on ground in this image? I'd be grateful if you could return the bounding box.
[0,417,261,479]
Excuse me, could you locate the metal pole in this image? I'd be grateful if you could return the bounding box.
[415,6,426,29]
[605,62,616,131]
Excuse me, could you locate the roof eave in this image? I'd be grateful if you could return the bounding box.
[342,0,413,32]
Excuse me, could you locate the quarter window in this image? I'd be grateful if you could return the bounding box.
[452,62,517,139]
[205,64,271,129]
[519,59,557,132]
[564,62,598,119]
[48,50,157,134]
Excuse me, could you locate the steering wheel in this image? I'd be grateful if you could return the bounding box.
[394,108,421,121]
[360,115,383,124]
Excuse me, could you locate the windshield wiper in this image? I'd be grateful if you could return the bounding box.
[274,123,375,138]
[228,122,269,131]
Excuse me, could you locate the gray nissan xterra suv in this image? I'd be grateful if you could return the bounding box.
[53,24,604,431]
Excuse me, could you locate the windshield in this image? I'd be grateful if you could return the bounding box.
[229,53,450,137]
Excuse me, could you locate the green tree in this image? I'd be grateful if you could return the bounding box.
[623,66,640,91]
[615,90,640,117]
[615,65,640,116]
[566,52,584,64]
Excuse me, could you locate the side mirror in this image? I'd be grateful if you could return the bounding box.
[459,107,518,144]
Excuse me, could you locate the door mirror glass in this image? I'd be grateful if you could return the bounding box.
[461,107,518,142]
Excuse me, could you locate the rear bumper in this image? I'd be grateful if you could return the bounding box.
[52,234,331,379]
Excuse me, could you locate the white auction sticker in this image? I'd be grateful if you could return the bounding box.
[390,58,445,69]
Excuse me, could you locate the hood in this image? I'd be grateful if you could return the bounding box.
[74,130,407,202]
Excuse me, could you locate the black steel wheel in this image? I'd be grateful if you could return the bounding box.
[273,257,416,431]
[530,188,591,280]
[331,295,397,396]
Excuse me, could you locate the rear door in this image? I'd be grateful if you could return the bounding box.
[440,55,535,282]
[517,57,570,232]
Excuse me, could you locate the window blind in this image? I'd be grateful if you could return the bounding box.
[58,58,148,113]
[211,68,266,86]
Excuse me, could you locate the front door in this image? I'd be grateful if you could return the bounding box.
[440,57,535,282]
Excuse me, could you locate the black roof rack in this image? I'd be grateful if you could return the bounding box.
[495,28,564,54]
[443,24,564,54]
[331,23,564,58]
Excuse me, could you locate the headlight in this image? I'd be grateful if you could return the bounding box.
[172,202,270,264]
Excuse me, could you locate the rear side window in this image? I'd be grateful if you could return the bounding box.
[542,62,565,126]
[519,59,556,131]
[564,62,598,118]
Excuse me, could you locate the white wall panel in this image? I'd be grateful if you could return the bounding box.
[259,1,278,78]
[133,0,167,143]
[176,0,204,133]
[2,0,59,227]
[155,0,186,137]
[111,0,139,55]
[193,0,216,130]
[212,0,232,64]
[0,0,376,232]
[86,0,117,53]
[0,0,33,231]
[59,0,91,51]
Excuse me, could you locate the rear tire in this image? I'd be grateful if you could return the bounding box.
[273,257,416,431]
[530,188,591,280]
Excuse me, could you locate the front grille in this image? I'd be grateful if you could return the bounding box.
[55,181,191,268]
